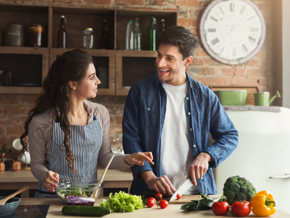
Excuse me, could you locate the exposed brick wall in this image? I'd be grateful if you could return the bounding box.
[0,0,275,151]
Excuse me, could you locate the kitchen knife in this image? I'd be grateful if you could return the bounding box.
[169,178,193,202]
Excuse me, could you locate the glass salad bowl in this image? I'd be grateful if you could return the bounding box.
[55,178,104,206]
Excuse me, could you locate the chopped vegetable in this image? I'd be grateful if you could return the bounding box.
[100,191,144,212]
[56,187,94,205]
[66,195,95,206]
[181,193,218,211]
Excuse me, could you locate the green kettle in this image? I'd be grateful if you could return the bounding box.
[254,90,281,106]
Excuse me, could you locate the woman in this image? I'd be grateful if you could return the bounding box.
[20,49,153,198]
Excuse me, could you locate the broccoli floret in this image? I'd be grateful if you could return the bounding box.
[223,175,256,205]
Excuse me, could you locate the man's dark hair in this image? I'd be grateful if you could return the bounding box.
[157,26,198,60]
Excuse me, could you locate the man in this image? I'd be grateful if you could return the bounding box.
[122,26,238,196]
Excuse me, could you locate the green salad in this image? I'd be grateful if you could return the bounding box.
[57,187,94,202]
[100,191,144,212]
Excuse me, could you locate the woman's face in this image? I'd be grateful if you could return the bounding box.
[75,62,101,99]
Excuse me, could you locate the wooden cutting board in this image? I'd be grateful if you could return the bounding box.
[168,195,202,204]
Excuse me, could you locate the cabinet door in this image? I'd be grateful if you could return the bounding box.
[116,50,157,96]
[0,47,49,94]
[49,48,115,96]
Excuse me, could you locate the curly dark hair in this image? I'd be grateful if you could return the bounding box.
[20,49,93,176]
[157,26,199,60]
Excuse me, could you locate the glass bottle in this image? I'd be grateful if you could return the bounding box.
[82,28,94,49]
[58,15,67,48]
[149,14,157,51]
[101,20,110,49]
[161,19,165,32]
[133,18,142,51]
[125,20,133,50]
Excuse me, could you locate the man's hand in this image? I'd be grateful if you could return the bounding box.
[140,171,176,197]
[188,152,213,186]
[43,170,59,192]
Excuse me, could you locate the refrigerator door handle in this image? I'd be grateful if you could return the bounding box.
[269,174,290,179]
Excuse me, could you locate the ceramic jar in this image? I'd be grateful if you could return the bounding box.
[12,160,21,171]
[5,23,24,47]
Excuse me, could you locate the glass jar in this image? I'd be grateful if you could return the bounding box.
[5,23,24,47]
[82,28,94,49]
[28,24,44,47]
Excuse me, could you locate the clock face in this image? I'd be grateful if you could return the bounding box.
[199,0,266,65]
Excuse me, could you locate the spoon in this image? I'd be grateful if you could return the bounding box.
[93,154,115,198]
[99,153,115,185]
[0,186,29,205]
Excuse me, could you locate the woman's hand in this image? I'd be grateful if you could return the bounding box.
[124,152,154,166]
[43,170,59,192]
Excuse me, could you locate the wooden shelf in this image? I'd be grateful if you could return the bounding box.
[0,86,42,94]
[0,4,177,96]
[51,6,115,49]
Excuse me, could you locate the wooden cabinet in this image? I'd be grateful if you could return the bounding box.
[0,3,177,95]
[50,48,116,95]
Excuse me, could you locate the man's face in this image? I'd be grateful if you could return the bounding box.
[156,44,192,85]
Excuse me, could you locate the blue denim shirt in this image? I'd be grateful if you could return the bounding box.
[122,73,238,195]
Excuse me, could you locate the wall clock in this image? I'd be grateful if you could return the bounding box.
[199,0,266,65]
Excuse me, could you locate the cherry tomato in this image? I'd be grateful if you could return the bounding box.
[147,197,156,208]
[159,199,168,209]
[212,201,230,215]
[176,193,181,200]
[155,193,163,201]
[231,201,251,217]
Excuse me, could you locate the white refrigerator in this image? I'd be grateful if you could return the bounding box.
[214,107,290,214]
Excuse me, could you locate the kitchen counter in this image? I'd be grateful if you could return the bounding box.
[18,198,290,218]
[0,168,133,198]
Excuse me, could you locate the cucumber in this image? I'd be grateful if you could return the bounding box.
[143,189,169,198]
[62,205,111,217]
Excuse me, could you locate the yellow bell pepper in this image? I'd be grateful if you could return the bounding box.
[250,190,276,216]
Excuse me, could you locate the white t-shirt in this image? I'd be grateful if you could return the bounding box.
[161,81,195,195]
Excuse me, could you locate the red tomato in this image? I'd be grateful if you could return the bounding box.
[147,197,156,208]
[212,201,230,215]
[155,193,163,201]
[231,201,251,217]
[176,194,181,200]
[159,200,168,209]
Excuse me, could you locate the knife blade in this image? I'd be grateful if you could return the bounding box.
[169,178,193,202]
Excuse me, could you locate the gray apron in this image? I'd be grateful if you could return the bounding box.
[35,114,102,198]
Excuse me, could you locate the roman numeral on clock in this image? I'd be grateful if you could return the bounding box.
[210,16,218,22]
[250,27,258,31]
[208,28,216,32]
[232,48,236,57]
[240,5,246,14]
[242,44,248,53]
[211,38,219,46]
[230,3,235,12]
[248,36,256,44]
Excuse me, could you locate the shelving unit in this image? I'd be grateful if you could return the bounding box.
[116,50,158,95]
[50,48,115,95]
[0,3,178,95]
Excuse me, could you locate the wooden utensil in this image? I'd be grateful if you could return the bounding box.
[0,186,29,205]
[93,154,115,201]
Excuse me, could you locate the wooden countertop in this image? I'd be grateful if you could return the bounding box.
[19,198,290,218]
[0,167,133,183]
